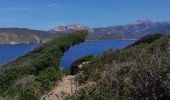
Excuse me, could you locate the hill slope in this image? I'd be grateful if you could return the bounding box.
[0,30,88,100]
[69,34,170,100]
[0,28,70,44]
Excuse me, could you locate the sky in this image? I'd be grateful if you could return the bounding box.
[0,0,170,30]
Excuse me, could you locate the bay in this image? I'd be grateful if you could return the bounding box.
[0,40,135,67]
[60,40,135,67]
[0,44,37,65]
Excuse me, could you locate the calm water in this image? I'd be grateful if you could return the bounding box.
[60,40,135,67]
[0,44,37,65]
[0,40,135,67]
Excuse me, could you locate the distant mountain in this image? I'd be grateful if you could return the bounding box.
[0,20,170,44]
[0,28,68,44]
[90,19,170,39]
[51,24,94,33]
[51,20,170,40]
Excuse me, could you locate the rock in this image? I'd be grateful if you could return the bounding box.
[51,24,94,33]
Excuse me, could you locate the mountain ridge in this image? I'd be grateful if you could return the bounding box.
[0,19,170,44]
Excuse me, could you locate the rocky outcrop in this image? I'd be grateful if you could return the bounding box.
[51,24,94,33]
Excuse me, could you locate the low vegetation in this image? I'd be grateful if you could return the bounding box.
[70,55,95,75]
[130,33,163,46]
[70,34,170,100]
[0,30,88,100]
[1,32,169,100]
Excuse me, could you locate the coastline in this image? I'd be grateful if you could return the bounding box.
[0,39,137,45]
[0,43,39,45]
[86,39,137,42]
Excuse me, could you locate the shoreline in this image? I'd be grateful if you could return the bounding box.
[0,39,137,45]
[86,39,137,42]
[0,43,39,45]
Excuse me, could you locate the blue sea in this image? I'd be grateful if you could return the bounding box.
[0,44,37,65]
[0,40,135,67]
[60,40,135,67]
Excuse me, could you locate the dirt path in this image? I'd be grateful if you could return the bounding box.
[41,75,78,100]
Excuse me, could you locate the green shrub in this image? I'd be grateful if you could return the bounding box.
[70,82,115,100]
[19,83,41,100]
[62,68,71,75]
[91,68,101,81]
[70,55,95,75]
[0,30,88,99]
[130,33,163,46]
[75,71,88,85]
[71,35,170,100]
[36,67,61,90]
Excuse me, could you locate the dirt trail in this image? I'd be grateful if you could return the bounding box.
[41,75,78,100]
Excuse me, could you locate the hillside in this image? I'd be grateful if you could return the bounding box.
[68,34,170,100]
[0,30,88,100]
[0,28,69,44]
[1,20,170,44]
[52,20,170,40]
[0,31,170,100]
[90,20,170,39]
